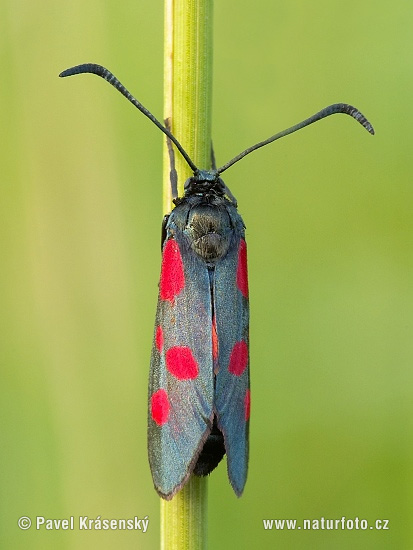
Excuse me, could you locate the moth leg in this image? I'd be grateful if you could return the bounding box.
[210,141,217,170]
[164,118,178,199]
[161,214,169,250]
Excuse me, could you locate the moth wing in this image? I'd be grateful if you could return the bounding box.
[214,237,250,496]
[148,232,214,500]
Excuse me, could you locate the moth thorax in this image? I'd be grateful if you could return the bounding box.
[187,206,231,261]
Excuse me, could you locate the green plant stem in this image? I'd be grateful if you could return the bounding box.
[163,0,213,209]
[161,476,208,550]
[161,0,213,548]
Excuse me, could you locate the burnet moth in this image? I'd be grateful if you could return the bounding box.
[60,63,374,500]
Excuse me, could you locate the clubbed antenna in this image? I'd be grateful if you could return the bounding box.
[217,103,374,174]
[59,63,199,173]
[60,64,374,180]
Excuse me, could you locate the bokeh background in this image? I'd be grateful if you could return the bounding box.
[1,0,412,548]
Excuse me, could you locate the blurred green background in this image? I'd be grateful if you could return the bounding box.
[1,0,412,548]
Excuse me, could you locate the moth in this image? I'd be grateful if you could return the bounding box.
[60,63,374,499]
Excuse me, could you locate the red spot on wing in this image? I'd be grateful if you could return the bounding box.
[212,316,218,361]
[155,325,164,352]
[228,340,248,376]
[166,346,199,380]
[151,389,170,425]
[244,389,251,421]
[160,239,185,302]
[236,239,249,298]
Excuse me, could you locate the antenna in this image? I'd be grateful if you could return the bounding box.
[60,64,374,181]
[217,104,374,174]
[59,64,199,173]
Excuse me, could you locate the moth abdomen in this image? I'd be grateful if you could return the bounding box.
[193,417,226,476]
